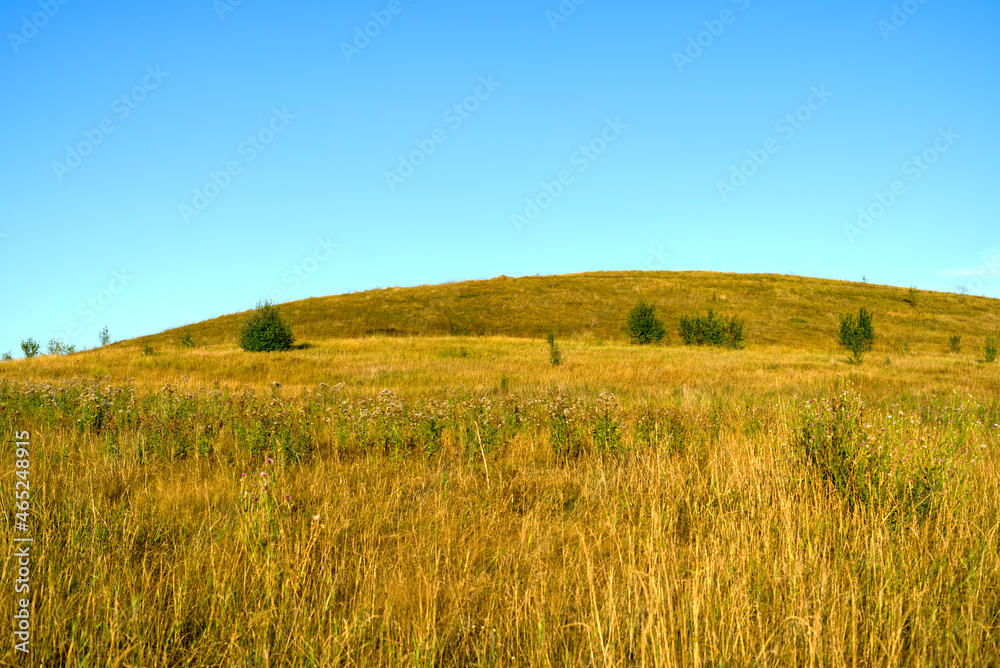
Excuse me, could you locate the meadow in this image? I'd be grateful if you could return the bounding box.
[1,271,999,666]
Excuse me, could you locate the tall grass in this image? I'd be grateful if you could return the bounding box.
[2,376,998,665]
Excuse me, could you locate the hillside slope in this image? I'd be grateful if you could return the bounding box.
[141,270,998,352]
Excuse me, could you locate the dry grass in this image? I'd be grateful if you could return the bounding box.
[1,271,999,665]
[32,269,996,352]
[1,367,998,666]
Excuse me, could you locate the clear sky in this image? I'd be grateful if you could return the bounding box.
[1,0,997,355]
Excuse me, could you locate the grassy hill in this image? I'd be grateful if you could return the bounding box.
[131,270,998,351]
[2,270,998,397]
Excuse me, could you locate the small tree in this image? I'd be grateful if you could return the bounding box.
[838,308,875,363]
[985,335,998,363]
[20,338,40,359]
[948,335,962,354]
[679,309,745,349]
[47,339,76,356]
[239,301,295,352]
[625,301,665,345]
[547,332,562,366]
[1,351,12,362]
[99,326,111,347]
[179,330,195,348]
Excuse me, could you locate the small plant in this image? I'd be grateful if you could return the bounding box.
[899,338,910,355]
[903,286,919,307]
[239,301,295,352]
[1,351,12,362]
[985,335,998,363]
[47,339,76,356]
[547,332,562,366]
[948,334,962,354]
[20,338,40,359]
[625,301,665,345]
[99,326,111,347]
[142,341,156,356]
[678,309,745,349]
[179,330,196,348]
[838,307,875,364]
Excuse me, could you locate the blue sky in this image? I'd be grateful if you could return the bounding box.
[1,0,997,354]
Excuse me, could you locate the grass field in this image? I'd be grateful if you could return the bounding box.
[2,271,999,665]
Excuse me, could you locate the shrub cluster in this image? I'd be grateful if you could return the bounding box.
[838,307,874,363]
[678,309,745,348]
[625,301,665,344]
[239,301,295,352]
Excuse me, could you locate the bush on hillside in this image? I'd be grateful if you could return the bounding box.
[678,309,745,349]
[20,338,40,359]
[625,301,666,345]
[838,307,875,363]
[547,332,562,366]
[47,339,76,356]
[985,335,998,363]
[239,301,295,352]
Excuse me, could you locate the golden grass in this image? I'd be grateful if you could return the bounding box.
[1,271,999,665]
[1,376,998,665]
[79,270,1000,352]
[2,335,999,401]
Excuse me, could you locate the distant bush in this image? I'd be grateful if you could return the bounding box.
[142,341,156,356]
[179,330,196,348]
[985,335,998,363]
[625,301,665,345]
[678,309,745,349]
[547,332,562,366]
[948,334,962,354]
[99,326,111,347]
[904,286,919,307]
[20,338,40,359]
[1,351,11,362]
[239,301,295,352]
[838,308,875,364]
[47,339,76,356]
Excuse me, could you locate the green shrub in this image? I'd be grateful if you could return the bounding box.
[678,309,745,349]
[20,338,40,359]
[985,335,999,363]
[625,301,665,345]
[1,351,11,362]
[948,334,962,354]
[904,286,919,307]
[239,301,295,352]
[142,341,156,356]
[546,333,562,366]
[179,330,196,348]
[838,308,874,363]
[47,339,76,356]
[99,326,111,347]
